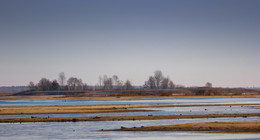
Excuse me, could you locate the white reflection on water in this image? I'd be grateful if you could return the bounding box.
[0,117,260,140]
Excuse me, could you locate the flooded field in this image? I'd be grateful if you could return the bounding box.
[0,97,259,139]
[1,117,260,140]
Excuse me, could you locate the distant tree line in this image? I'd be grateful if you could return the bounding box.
[28,72,133,91]
[28,70,213,91]
[28,72,88,91]
[97,75,133,90]
[144,70,175,89]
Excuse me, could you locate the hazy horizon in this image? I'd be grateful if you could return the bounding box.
[0,0,259,87]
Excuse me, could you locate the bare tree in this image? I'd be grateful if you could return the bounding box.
[67,77,76,90]
[169,80,175,89]
[161,77,169,89]
[38,78,52,91]
[145,76,156,89]
[67,77,83,90]
[112,75,124,89]
[78,79,84,90]
[112,75,118,86]
[105,78,113,90]
[58,72,66,89]
[125,80,133,90]
[205,82,212,88]
[28,81,35,90]
[51,80,60,91]
[103,75,113,90]
[154,70,164,89]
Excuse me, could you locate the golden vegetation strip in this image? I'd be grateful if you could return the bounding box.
[0,103,260,115]
[0,105,149,115]
[112,120,260,133]
[0,113,260,123]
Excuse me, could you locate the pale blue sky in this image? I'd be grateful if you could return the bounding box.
[0,0,259,87]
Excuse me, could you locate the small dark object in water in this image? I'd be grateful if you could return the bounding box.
[121,126,125,129]
[204,109,207,111]
[31,116,36,118]
[148,115,153,116]
[243,116,247,118]
[180,114,182,115]
[93,116,100,119]
[72,118,77,122]
[101,129,104,131]
[141,126,144,128]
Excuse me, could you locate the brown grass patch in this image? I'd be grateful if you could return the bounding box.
[113,120,260,133]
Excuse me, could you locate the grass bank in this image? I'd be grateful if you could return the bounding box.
[112,120,260,133]
[1,103,260,115]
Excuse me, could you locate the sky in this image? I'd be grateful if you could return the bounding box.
[0,0,259,87]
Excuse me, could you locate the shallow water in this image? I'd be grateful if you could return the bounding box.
[0,97,259,106]
[1,105,259,119]
[0,97,259,139]
[0,117,260,140]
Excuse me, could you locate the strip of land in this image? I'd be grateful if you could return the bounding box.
[1,95,260,100]
[112,120,260,133]
[0,113,260,123]
[0,103,259,115]
[0,105,149,115]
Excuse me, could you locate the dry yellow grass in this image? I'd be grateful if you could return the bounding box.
[113,120,260,133]
[0,105,150,115]
[1,103,259,115]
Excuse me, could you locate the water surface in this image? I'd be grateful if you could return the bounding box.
[0,97,259,106]
[0,117,260,140]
